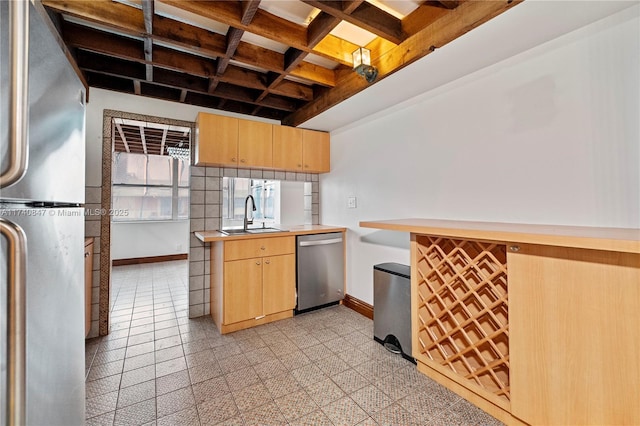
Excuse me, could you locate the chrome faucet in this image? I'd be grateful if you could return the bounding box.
[243,195,256,231]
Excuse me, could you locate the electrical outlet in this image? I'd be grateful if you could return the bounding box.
[347,196,357,209]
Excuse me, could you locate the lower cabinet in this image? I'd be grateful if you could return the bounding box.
[262,254,296,315]
[223,254,296,325]
[223,258,263,325]
[509,244,640,426]
[211,236,296,333]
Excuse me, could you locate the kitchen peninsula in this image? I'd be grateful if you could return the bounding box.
[361,219,639,426]
[195,225,346,334]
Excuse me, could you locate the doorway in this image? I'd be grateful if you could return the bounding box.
[95,110,195,336]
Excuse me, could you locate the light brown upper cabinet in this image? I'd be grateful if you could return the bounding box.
[196,112,330,172]
[273,126,330,173]
[195,113,239,166]
[238,120,272,168]
[302,129,330,173]
[273,125,303,171]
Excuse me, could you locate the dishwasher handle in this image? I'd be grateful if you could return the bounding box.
[299,237,343,247]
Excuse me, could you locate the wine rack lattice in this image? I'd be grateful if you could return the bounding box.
[415,236,510,401]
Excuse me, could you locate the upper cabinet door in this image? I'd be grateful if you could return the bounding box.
[238,120,273,168]
[302,129,330,173]
[195,113,239,166]
[273,126,302,171]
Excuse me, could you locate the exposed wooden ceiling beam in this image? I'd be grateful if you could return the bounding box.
[301,0,405,44]
[402,3,451,36]
[159,0,350,65]
[437,1,460,10]
[62,22,313,101]
[82,54,298,113]
[217,27,245,76]
[283,0,522,126]
[44,0,338,86]
[143,37,153,81]
[43,0,144,32]
[216,0,261,76]
[256,5,354,104]
[307,11,341,47]
[141,0,154,81]
[133,80,141,95]
[240,0,262,25]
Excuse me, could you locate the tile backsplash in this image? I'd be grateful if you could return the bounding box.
[188,167,319,318]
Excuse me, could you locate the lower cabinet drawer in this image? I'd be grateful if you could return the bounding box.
[224,236,294,261]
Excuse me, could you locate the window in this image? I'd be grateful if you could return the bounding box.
[222,178,278,229]
[112,152,189,221]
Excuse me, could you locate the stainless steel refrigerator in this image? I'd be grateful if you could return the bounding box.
[1,1,86,425]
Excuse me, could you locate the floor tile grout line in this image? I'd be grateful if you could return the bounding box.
[87,260,501,426]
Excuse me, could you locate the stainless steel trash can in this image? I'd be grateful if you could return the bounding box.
[373,263,415,363]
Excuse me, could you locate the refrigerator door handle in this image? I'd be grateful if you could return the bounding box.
[298,238,343,247]
[0,0,30,189]
[1,218,27,426]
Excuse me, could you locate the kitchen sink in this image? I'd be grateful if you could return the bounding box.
[247,228,288,234]
[219,228,288,235]
[219,229,250,235]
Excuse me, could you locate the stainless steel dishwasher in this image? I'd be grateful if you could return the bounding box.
[296,232,344,313]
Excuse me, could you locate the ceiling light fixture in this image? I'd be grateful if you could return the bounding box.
[352,47,378,83]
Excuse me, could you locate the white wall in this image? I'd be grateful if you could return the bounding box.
[321,7,640,304]
[111,221,190,260]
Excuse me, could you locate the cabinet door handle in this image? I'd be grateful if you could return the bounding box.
[255,261,261,265]
[297,164,302,168]
[240,159,245,163]
[304,164,309,168]
[265,260,270,264]
[231,157,236,162]
[260,246,265,250]
[84,252,90,258]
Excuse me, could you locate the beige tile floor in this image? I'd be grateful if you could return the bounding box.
[85,261,503,426]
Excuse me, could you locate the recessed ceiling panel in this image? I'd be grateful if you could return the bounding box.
[259,0,319,26]
[303,53,339,70]
[366,0,422,19]
[330,21,378,47]
[228,59,269,74]
[241,32,289,54]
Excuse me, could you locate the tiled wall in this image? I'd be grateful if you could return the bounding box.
[188,166,320,318]
[85,185,103,338]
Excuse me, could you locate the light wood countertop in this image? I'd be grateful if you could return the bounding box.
[360,218,640,254]
[195,224,346,243]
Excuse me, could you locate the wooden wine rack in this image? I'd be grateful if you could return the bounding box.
[414,236,510,401]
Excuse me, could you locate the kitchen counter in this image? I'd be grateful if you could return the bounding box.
[360,218,639,253]
[195,224,347,242]
[359,217,639,425]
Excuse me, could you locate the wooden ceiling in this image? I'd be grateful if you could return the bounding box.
[43,0,521,126]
